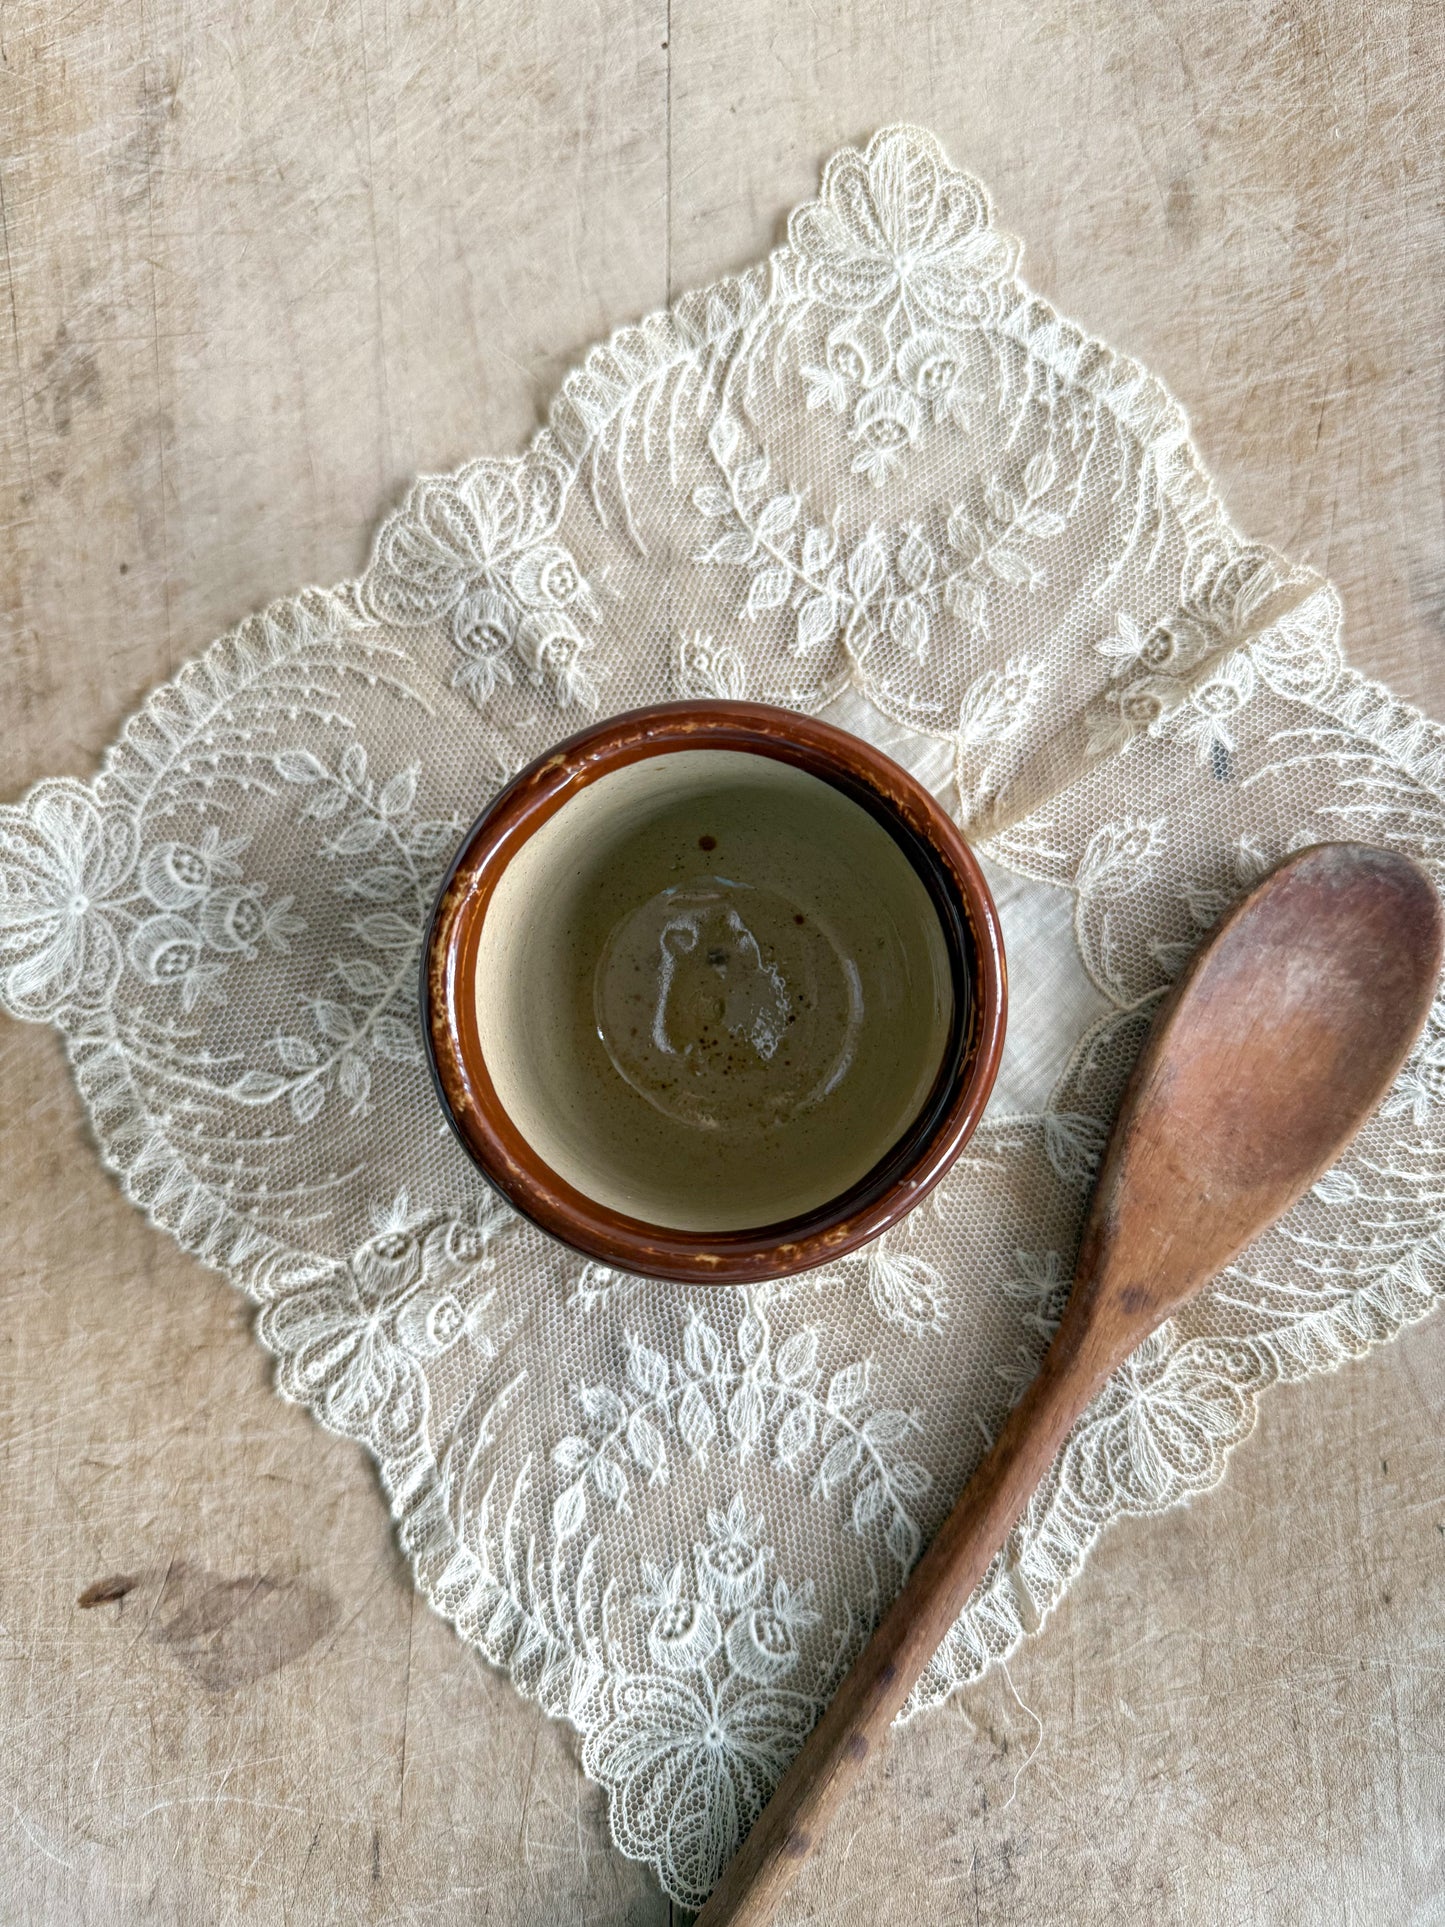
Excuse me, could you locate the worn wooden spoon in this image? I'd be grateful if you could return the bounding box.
[697,841,1443,1927]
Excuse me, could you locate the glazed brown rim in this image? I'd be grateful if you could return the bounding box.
[422,701,1007,1283]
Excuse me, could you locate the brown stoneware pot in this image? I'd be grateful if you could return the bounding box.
[423,701,1006,1283]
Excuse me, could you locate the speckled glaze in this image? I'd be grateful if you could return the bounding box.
[422,701,1007,1285]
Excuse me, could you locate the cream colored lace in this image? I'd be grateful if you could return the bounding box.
[3,127,1441,1909]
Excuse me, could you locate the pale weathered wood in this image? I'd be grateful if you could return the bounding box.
[2,2,1444,1923]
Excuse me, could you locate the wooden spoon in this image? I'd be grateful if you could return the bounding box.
[697,842,1443,1927]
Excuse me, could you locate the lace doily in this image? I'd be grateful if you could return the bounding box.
[4,126,1443,1909]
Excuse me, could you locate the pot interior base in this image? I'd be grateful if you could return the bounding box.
[474,749,959,1232]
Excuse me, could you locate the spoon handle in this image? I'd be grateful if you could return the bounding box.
[696,1326,1109,1927]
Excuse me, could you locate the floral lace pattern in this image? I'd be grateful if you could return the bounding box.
[3,127,1444,1908]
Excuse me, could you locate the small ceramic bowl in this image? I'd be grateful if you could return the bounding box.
[423,701,1006,1283]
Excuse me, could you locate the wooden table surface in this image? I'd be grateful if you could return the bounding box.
[3,4,1443,1921]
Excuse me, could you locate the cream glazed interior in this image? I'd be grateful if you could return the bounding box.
[473,747,958,1230]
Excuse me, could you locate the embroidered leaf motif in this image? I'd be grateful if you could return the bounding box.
[371,1016,421,1062]
[274,749,327,784]
[378,768,418,818]
[727,1381,766,1454]
[334,957,388,998]
[581,1385,627,1427]
[627,1411,668,1482]
[628,1339,670,1401]
[847,530,887,601]
[678,1382,717,1456]
[552,1482,587,1542]
[1023,449,1057,498]
[755,494,801,542]
[775,1329,819,1386]
[897,528,936,589]
[852,1478,888,1529]
[826,1362,870,1414]
[746,567,791,616]
[773,1401,816,1466]
[866,1251,946,1335]
[737,1310,766,1369]
[290,1081,326,1124]
[684,1315,723,1376]
[861,1407,918,1449]
[801,525,837,574]
[814,1435,862,1494]
[233,1069,287,1102]
[352,912,416,951]
[795,595,838,652]
[592,1456,628,1506]
[887,1510,921,1570]
[553,1436,592,1473]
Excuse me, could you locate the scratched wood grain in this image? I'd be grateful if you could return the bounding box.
[2,2,1443,1922]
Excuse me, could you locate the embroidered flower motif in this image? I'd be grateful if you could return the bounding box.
[1101,610,1213,684]
[826,318,889,389]
[515,611,599,712]
[363,458,596,713]
[354,1219,425,1301]
[126,913,226,1011]
[510,542,588,610]
[1119,676,1185,731]
[724,1577,820,1684]
[1090,547,1290,759]
[828,1238,947,1336]
[364,456,565,622]
[1173,654,1258,766]
[1382,1061,1437,1128]
[674,631,748,701]
[139,827,248,910]
[990,1249,1072,1408]
[1094,611,1147,680]
[584,1672,815,1907]
[638,1561,724,1674]
[568,1259,631,1312]
[262,1197,501,1449]
[1180,543,1286,643]
[1000,1248,1070,1341]
[896,327,977,425]
[0,781,137,1020]
[450,587,517,706]
[198,884,304,957]
[802,318,892,415]
[789,126,1016,321]
[850,383,923,485]
[1069,1324,1253,1510]
[394,1285,468,1359]
[1086,674,1188,755]
[957,655,1043,753]
[264,1271,426,1446]
[695,1496,767,1612]
[1075,816,1167,894]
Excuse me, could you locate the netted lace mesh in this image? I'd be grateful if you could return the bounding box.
[3,127,1442,1908]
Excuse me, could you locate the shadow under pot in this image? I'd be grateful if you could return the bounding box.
[422,700,1006,1285]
